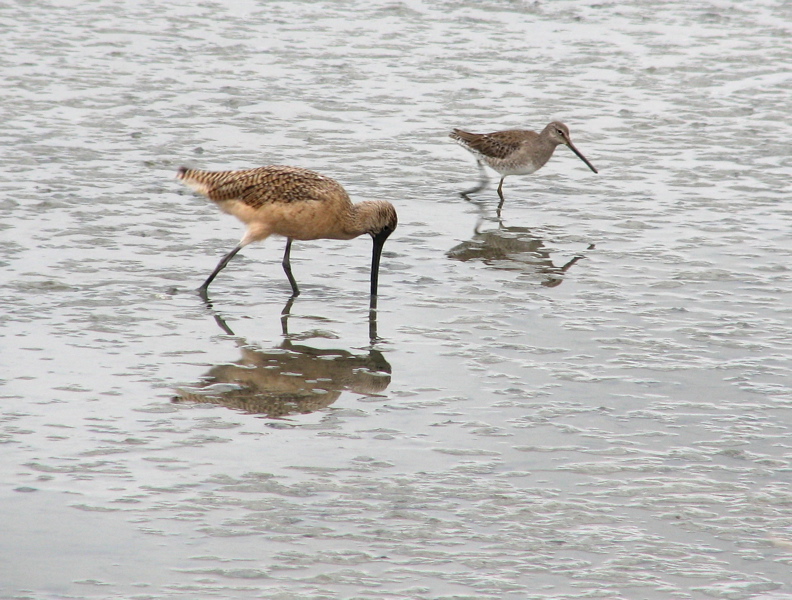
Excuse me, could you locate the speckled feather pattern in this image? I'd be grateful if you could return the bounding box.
[450,122,597,179]
[450,127,558,175]
[449,129,539,161]
[177,164,397,245]
[175,163,397,295]
[177,165,348,210]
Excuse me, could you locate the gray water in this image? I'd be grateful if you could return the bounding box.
[2,1,792,599]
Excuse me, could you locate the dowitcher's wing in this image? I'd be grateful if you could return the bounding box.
[451,129,534,160]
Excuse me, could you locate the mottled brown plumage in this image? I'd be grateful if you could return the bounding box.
[177,165,397,298]
[450,129,529,162]
[450,122,597,212]
[178,165,346,208]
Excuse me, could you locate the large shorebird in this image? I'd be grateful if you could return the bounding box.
[177,165,397,298]
[450,121,597,213]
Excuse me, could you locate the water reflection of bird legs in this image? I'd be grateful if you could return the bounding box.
[280,296,295,337]
[368,294,379,342]
[278,296,381,344]
[459,159,509,217]
[202,291,381,345]
[459,159,489,195]
[461,193,504,233]
[201,278,381,343]
[177,300,392,418]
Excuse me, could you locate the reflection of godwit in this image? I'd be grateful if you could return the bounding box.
[176,165,398,299]
[175,300,391,418]
[450,122,597,215]
[448,222,592,288]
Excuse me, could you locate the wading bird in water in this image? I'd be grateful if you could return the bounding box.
[450,121,598,215]
[177,165,397,299]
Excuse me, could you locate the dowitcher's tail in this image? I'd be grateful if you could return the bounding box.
[449,128,477,144]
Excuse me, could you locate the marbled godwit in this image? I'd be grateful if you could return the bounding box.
[450,122,597,214]
[177,165,397,298]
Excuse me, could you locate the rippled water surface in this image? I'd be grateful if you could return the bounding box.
[2,1,792,598]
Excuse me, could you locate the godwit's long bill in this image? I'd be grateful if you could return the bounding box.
[177,165,397,298]
[450,121,597,213]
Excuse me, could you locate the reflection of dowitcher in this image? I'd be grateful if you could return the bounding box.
[177,165,398,298]
[450,122,598,213]
[447,223,592,288]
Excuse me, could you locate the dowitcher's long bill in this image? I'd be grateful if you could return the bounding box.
[450,121,597,212]
[176,165,397,299]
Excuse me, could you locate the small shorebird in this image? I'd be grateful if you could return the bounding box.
[177,165,397,298]
[450,121,598,213]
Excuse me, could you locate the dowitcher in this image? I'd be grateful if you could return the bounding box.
[450,121,597,213]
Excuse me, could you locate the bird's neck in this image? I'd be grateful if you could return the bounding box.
[348,201,392,237]
[522,136,558,170]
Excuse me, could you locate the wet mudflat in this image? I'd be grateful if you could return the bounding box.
[1,1,791,599]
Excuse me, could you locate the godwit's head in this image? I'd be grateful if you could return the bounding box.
[362,201,397,297]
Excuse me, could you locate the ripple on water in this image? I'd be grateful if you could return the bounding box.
[2,0,792,598]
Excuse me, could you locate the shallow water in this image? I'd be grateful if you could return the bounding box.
[2,1,792,599]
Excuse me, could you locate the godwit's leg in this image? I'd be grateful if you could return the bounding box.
[368,300,378,341]
[280,296,295,337]
[282,238,300,297]
[199,244,243,295]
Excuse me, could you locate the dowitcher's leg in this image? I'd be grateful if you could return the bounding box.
[496,177,507,217]
[476,159,488,182]
[460,159,488,197]
[282,238,300,297]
